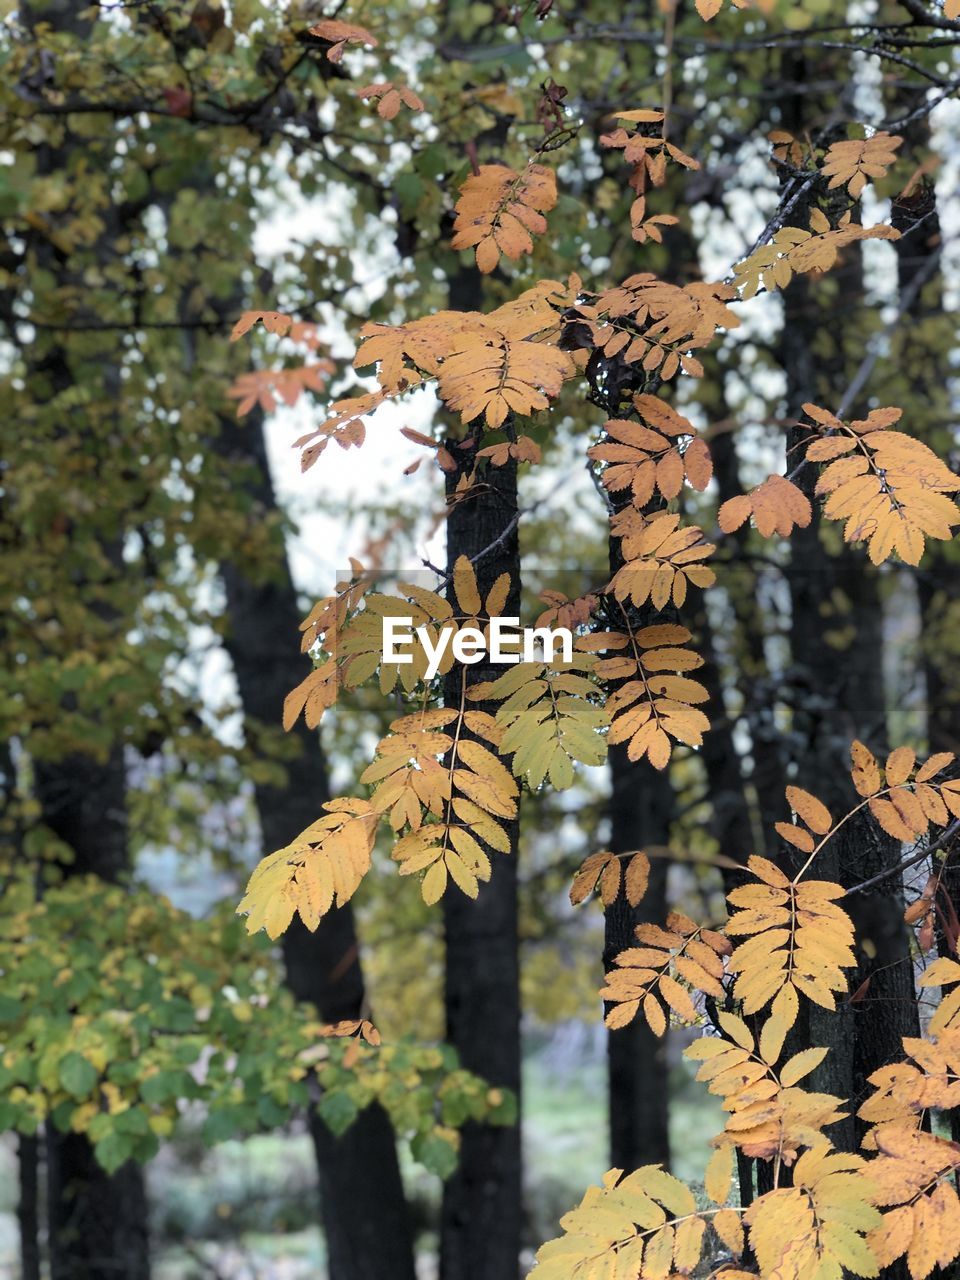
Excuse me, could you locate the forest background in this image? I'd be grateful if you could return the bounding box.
[1,0,959,1277]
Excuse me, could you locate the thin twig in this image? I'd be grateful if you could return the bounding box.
[844,818,960,898]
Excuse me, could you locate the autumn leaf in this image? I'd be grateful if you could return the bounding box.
[438,326,572,429]
[822,132,902,198]
[472,654,608,790]
[860,1123,960,1280]
[851,739,882,796]
[563,276,739,381]
[451,162,557,274]
[627,194,679,244]
[718,475,812,538]
[308,18,378,63]
[726,867,857,1016]
[226,362,332,416]
[230,310,294,341]
[531,1166,705,1279]
[356,81,425,120]
[588,399,711,507]
[734,211,900,297]
[476,435,542,466]
[585,623,710,769]
[237,799,377,936]
[600,116,700,192]
[606,512,716,611]
[686,1022,842,1162]
[602,910,726,1033]
[805,405,960,565]
[745,1147,880,1280]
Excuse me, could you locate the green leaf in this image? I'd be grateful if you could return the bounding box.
[202,1107,243,1144]
[94,1130,133,1175]
[412,1127,459,1179]
[0,995,21,1022]
[58,1051,97,1099]
[317,1090,358,1137]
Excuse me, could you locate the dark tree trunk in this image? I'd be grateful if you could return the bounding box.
[891,140,956,761]
[696,601,756,886]
[45,1131,150,1280]
[604,743,672,1171]
[891,128,960,1165]
[214,405,417,1280]
[782,305,919,1150]
[778,54,918,1153]
[602,494,674,1171]
[35,747,151,1280]
[440,451,523,1280]
[17,0,155,1261]
[704,373,786,857]
[17,1135,41,1280]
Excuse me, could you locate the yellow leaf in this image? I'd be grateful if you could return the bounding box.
[705,1145,734,1205]
[719,475,812,538]
[422,859,448,905]
[309,18,379,61]
[237,800,376,938]
[713,1208,745,1256]
[451,162,557,274]
[851,740,882,797]
[822,133,902,198]
[625,853,651,906]
[780,1047,828,1087]
[438,327,572,430]
[885,746,916,787]
[785,785,832,835]
[452,555,482,616]
[775,821,815,853]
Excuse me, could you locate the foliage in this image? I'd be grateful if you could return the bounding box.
[0,874,503,1177]
[528,748,960,1278]
[222,5,960,1269]
[5,0,960,1265]
[451,161,558,274]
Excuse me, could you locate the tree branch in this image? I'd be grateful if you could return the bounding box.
[844,817,960,898]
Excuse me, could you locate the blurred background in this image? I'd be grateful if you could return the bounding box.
[1,0,958,1276]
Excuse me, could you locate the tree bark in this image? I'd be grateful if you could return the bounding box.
[703,371,786,857]
[891,125,960,1164]
[891,136,956,761]
[14,0,155,1263]
[440,451,523,1280]
[214,405,417,1280]
[17,1135,41,1280]
[778,51,918,1153]
[35,748,151,1280]
[604,744,672,1171]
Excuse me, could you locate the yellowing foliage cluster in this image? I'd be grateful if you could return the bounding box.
[224,25,960,1280]
[451,161,557,273]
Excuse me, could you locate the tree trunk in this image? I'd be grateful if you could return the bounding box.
[703,370,786,856]
[891,125,960,1163]
[16,0,155,1262]
[0,754,42,1280]
[604,744,672,1171]
[215,405,417,1280]
[35,748,151,1280]
[44,1131,150,1280]
[696,602,756,886]
[440,450,523,1280]
[891,135,956,761]
[17,1135,41,1280]
[778,52,918,1153]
